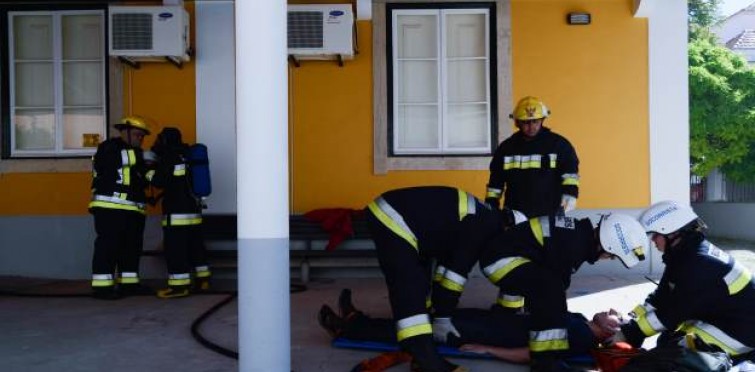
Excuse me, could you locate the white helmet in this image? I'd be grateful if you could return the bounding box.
[512,210,528,225]
[640,201,701,235]
[598,214,649,268]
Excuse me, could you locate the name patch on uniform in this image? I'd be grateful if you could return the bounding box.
[554,216,575,230]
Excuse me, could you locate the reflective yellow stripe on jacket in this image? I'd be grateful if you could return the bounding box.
[367,197,418,250]
[529,216,551,246]
[457,189,476,221]
[162,213,203,227]
[483,256,531,284]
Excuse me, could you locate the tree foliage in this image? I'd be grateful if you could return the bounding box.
[689,0,722,39]
[689,37,755,181]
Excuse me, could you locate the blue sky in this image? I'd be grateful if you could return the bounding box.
[720,0,755,17]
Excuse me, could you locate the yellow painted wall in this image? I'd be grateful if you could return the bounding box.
[290,0,649,213]
[0,3,195,216]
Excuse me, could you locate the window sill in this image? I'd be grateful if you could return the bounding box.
[374,156,489,174]
[0,158,91,174]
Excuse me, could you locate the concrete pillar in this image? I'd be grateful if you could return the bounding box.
[235,1,290,371]
[644,1,691,204]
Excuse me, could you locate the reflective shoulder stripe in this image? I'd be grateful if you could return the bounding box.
[637,311,666,336]
[529,217,550,246]
[529,328,569,352]
[724,262,752,295]
[497,293,524,309]
[367,198,418,250]
[120,149,130,166]
[173,163,187,176]
[483,256,531,284]
[440,269,467,293]
[396,314,432,341]
[549,153,557,168]
[562,173,580,186]
[680,321,755,356]
[457,189,477,220]
[122,165,131,186]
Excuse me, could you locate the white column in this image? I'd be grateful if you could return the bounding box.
[645,1,690,204]
[236,1,290,371]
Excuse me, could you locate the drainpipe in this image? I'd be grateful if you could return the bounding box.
[236,1,290,371]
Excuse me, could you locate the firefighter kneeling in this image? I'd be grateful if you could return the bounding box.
[478,213,648,371]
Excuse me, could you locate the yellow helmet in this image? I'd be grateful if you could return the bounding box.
[511,96,550,120]
[115,116,152,135]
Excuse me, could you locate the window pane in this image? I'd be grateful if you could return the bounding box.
[396,15,437,58]
[14,109,55,150]
[446,104,488,148]
[63,14,103,60]
[14,62,54,107]
[446,13,486,58]
[397,105,438,150]
[398,60,437,103]
[447,60,486,103]
[64,108,105,150]
[13,15,53,60]
[64,62,103,106]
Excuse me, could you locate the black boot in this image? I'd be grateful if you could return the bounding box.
[92,286,123,300]
[119,283,154,297]
[338,288,358,318]
[402,336,461,372]
[318,305,344,338]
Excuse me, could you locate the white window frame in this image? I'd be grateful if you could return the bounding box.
[372,0,512,174]
[391,8,492,155]
[8,9,106,158]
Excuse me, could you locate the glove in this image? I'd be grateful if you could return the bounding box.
[561,194,577,213]
[604,329,627,346]
[432,317,461,343]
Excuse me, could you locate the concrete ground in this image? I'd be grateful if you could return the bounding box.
[2,238,753,372]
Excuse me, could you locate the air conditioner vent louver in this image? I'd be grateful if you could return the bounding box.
[287,4,354,60]
[108,5,190,62]
[288,11,324,49]
[111,13,153,50]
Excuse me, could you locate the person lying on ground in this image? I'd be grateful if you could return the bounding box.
[318,289,622,364]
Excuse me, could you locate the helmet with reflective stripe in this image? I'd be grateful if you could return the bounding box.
[115,116,152,135]
[598,214,648,268]
[511,96,550,120]
[640,201,701,235]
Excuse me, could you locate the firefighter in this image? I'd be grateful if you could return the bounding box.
[149,127,211,298]
[486,96,580,217]
[478,212,649,371]
[89,116,154,300]
[364,186,510,372]
[608,201,755,365]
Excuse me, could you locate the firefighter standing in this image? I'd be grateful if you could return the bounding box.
[478,213,648,371]
[609,201,755,364]
[149,127,211,298]
[486,96,580,217]
[364,186,508,372]
[89,116,154,300]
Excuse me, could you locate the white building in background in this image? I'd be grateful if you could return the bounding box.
[714,3,755,64]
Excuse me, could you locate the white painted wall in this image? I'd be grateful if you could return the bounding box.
[694,202,755,240]
[196,1,237,214]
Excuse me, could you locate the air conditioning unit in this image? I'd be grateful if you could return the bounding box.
[109,5,190,62]
[288,4,354,61]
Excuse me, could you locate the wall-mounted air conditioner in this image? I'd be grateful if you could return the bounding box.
[109,5,190,63]
[288,4,354,62]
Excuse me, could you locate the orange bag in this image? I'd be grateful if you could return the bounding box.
[591,342,644,372]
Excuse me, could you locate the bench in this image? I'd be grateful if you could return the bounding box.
[147,213,377,283]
